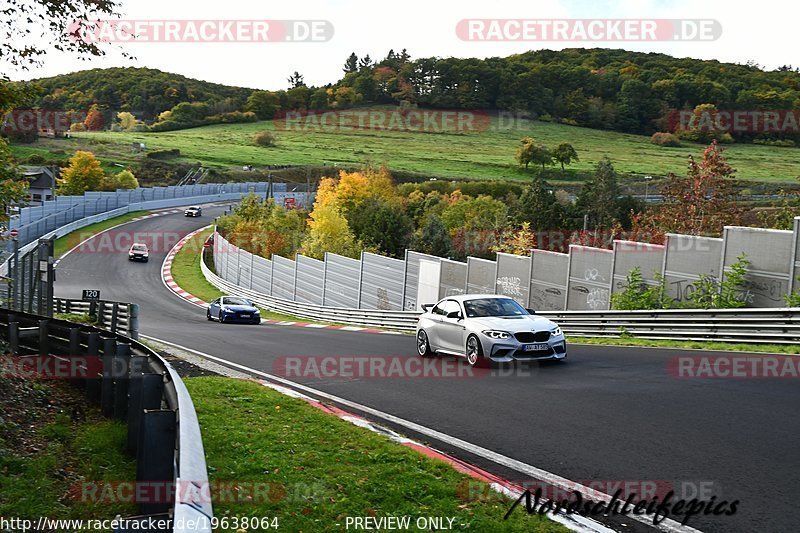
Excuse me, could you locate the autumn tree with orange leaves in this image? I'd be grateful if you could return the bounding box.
[633,141,741,238]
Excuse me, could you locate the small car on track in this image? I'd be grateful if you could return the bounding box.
[207,296,261,324]
[415,295,566,366]
[128,243,149,262]
[184,206,202,217]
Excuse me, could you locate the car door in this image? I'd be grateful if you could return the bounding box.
[438,300,466,353]
[209,298,221,317]
[425,302,447,350]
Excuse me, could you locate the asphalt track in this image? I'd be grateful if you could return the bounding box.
[54,206,800,533]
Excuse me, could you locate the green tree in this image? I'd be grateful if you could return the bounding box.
[412,214,453,257]
[1,0,125,68]
[515,137,535,169]
[530,143,553,170]
[348,198,412,258]
[0,138,29,229]
[287,71,305,88]
[441,194,508,234]
[343,52,359,73]
[246,91,280,120]
[575,157,621,229]
[552,143,578,171]
[102,169,138,190]
[58,151,105,195]
[513,175,564,230]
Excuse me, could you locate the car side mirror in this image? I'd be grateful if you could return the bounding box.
[446,311,462,320]
[526,308,536,315]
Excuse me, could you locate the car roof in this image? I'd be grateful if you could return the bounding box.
[442,294,514,302]
[131,242,147,247]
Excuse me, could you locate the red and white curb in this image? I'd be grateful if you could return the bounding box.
[161,230,404,336]
[251,378,613,533]
[162,227,209,306]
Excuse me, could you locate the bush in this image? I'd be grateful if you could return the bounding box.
[687,254,750,309]
[650,132,681,147]
[25,154,46,164]
[786,290,800,307]
[611,267,671,310]
[146,148,181,159]
[753,138,796,147]
[254,131,277,147]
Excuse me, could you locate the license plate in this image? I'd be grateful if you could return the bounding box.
[523,343,549,352]
[240,314,250,318]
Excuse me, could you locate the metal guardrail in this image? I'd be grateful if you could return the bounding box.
[0,307,213,531]
[53,298,138,339]
[202,241,800,345]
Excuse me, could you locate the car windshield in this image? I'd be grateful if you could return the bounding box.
[463,298,528,318]
[131,244,147,251]
[224,297,250,306]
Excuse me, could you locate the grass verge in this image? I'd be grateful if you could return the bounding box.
[186,376,567,532]
[568,335,799,354]
[171,228,348,323]
[0,375,136,518]
[53,210,150,259]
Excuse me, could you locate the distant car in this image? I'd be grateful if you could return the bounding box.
[207,296,261,324]
[415,295,566,367]
[184,206,202,217]
[128,243,149,262]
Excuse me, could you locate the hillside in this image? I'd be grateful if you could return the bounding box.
[22,47,800,141]
[31,67,254,121]
[12,112,800,187]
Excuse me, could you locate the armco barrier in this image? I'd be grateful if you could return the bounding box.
[202,241,800,344]
[53,298,137,338]
[1,191,268,277]
[1,307,212,530]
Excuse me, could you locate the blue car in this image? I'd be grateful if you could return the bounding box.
[207,296,261,324]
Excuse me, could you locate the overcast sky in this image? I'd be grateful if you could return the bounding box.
[7,0,797,89]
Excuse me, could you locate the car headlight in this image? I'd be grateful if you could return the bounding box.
[482,330,511,339]
[222,307,232,313]
[551,327,562,337]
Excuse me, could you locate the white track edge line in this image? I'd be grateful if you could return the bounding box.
[143,334,703,533]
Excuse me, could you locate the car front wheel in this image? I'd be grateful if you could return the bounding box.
[465,335,489,368]
[218,311,226,323]
[417,330,433,357]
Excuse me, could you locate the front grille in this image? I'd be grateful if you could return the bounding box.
[514,331,551,343]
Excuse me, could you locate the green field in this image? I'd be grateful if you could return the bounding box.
[12,113,800,184]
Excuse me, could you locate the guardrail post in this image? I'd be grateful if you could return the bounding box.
[128,303,139,340]
[38,319,49,356]
[136,409,176,516]
[100,336,116,417]
[113,342,131,420]
[86,332,101,402]
[96,301,105,328]
[110,303,119,334]
[126,357,153,452]
[68,327,84,389]
[8,318,19,353]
